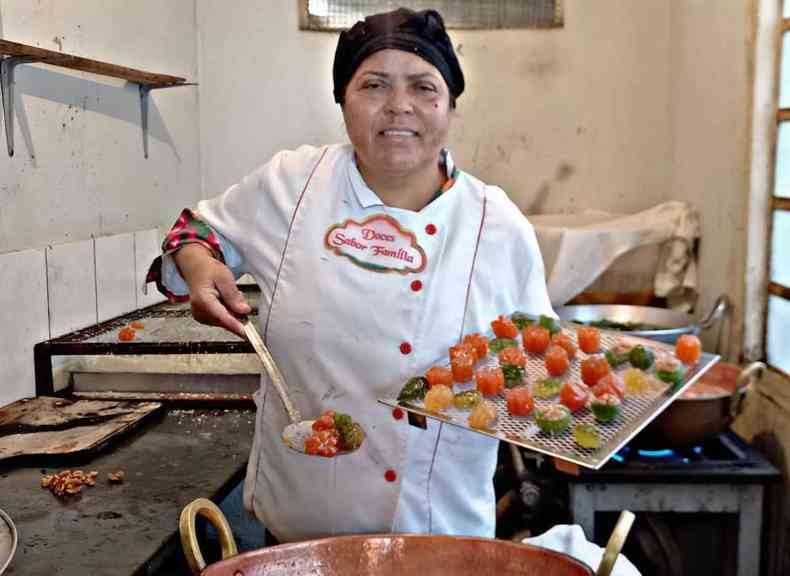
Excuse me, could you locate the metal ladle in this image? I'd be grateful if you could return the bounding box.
[240,317,363,455]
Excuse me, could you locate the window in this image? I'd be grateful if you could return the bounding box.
[766,1,790,375]
[300,0,563,31]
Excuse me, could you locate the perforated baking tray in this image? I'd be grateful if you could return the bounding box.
[379,324,719,470]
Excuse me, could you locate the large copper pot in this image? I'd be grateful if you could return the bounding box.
[631,361,765,449]
[179,500,634,576]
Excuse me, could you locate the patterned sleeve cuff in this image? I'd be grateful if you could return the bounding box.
[161,208,225,261]
[144,208,227,302]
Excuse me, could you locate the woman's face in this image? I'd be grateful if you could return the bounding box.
[342,49,452,178]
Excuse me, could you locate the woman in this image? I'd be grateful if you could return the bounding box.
[148,7,554,542]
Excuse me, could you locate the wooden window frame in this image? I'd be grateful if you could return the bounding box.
[764,6,790,378]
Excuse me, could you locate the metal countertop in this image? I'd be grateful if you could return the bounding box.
[0,408,254,576]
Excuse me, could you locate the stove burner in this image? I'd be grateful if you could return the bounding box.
[612,445,706,465]
[570,430,782,483]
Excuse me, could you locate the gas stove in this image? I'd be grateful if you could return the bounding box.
[577,428,778,482]
[496,431,779,576]
[565,430,779,576]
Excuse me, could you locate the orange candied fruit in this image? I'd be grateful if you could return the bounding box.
[462,333,489,361]
[498,346,526,368]
[425,366,454,389]
[676,334,702,365]
[118,327,136,342]
[451,351,475,383]
[449,342,476,362]
[491,315,519,339]
[130,320,145,330]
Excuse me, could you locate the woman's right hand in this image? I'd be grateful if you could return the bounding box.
[173,244,252,338]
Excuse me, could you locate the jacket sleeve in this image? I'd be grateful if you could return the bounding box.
[144,208,245,302]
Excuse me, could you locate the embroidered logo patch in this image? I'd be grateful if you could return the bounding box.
[325,214,427,274]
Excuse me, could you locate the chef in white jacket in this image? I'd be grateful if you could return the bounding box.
[149,7,554,543]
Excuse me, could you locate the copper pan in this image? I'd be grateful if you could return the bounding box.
[180,499,634,576]
[630,361,765,449]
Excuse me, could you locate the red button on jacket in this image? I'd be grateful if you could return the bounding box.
[392,407,404,420]
[410,280,423,292]
[384,469,397,482]
[400,342,412,355]
[425,224,437,235]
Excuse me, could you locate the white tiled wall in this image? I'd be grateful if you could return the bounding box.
[0,229,166,407]
[0,249,50,405]
[46,239,98,338]
[95,233,137,323]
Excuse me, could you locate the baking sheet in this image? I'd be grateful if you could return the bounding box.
[45,289,260,345]
[0,397,162,463]
[379,324,719,470]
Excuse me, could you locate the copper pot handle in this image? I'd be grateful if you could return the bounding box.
[730,361,766,419]
[179,498,239,576]
[595,510,635,576]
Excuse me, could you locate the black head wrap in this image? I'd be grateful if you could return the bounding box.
[332,8,464,105]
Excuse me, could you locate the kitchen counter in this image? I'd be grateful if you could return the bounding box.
[0,408,255,575]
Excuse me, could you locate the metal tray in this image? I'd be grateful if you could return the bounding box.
[379,324,719,470]
[32,286,261,397]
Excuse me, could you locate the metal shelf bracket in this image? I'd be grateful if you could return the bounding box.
[1,55,38,157]
[139,82,197,159]
[0,55,196,159]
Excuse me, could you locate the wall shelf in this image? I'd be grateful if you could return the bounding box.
[0,38,195,158]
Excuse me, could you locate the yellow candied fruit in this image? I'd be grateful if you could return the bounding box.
[623,368,649,395]
[424,384,454,412]
[469,399,498,429]
[573,424,601,449]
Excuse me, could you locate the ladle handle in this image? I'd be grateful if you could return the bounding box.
[242,318,302,425]
[179,498,238,575]
[595,510,635,576]
[699,294,731,330]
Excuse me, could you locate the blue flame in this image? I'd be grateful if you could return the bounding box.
[637,449,676,458]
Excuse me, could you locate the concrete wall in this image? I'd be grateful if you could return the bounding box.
[197,1,673,216]
[0,0,757,406]
[196,0,751,356]
[0,0,199,405]
[668,0,753,358]
[0,0,201,252]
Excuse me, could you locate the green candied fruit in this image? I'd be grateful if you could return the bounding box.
[591,396,621,423]
[656,367,687,390]
[511,311,535,330]
[490,338,519,353]
[398,377,428,402]
[604,349,629,368]
[539,314,562,335]
[502,364,526,389]
[628,345,655,370]
[333,412,364,451]
[573,424,601,449]
[333,412,353,432]
[340,423,365,451]
[535,405,571,435]
[533,378,562,399]
[453,390,482,410]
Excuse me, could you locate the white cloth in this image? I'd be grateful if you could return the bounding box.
[531,202,700,307]
[524,524,641,576]
[186,144,554,542]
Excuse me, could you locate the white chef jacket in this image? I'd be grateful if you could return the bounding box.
[162,143,554,542]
